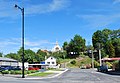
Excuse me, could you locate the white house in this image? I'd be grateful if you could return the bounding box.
[45,56,58,68]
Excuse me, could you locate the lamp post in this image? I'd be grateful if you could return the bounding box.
[14,4,25,78]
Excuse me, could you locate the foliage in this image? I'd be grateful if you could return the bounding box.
[5,53,20,61]
[35,49,47,62]
[70,60,76,65]
[92,28,120,59]
[0,52,3,57]
[17,48,36,63]
[50,51,67,59]
[106,62,112,69]
[94,60,100,68]
[1,70,9,74]
[63,34,86,58]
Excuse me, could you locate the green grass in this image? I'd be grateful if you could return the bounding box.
[29,72,53,77]
[67,63,78,68]
[59,58,75,63]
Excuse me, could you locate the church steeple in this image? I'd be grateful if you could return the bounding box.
[56,41,58,46]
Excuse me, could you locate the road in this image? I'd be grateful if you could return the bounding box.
[0,68,120,83]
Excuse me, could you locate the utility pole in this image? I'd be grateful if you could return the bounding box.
[98,43,102,66]
[91,50,94,69]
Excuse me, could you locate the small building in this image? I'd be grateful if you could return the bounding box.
[45,56,58,68]
[0,57,18,66]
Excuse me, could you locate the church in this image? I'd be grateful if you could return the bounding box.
[52,41,62,52]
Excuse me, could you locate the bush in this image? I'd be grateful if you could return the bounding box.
[94,61,100,68]
[70,60,76,65]
[14,71,22,74]
[2,71,9,74]
[106,62,112,68]
[29,70,38,73]
[27,71,32,74]
[10,70,15,74]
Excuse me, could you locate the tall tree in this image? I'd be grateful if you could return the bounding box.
[92,30,103,49]
[112,38,120,57]
[17,48,36,63]
[92,28,120,58]
[63,34,86,58]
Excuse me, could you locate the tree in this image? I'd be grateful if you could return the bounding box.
[5,53,20,61]
[63,41,68,50]
[24,49,36,63]
[92,28,119,58]
[0,52,3,57]
[35,49,47,62]
[50,51,67,59]
[112,38,120,57]
[17,48,36,63]
[63,34,86,58]
[106,41,115,57]
[92,30,103,49]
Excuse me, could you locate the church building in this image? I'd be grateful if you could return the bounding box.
[52,41,61,52]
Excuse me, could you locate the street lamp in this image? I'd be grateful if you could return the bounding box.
[14,4,25,78]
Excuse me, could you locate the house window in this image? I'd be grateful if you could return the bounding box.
[47,62,50,64]
[52,62,55,64]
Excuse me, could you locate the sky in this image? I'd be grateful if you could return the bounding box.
[0,0,120,54]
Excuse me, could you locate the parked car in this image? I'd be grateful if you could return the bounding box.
[0,66,11,71]
[97,65,108,72]
[12,66,21,70]
[0,66,21,71]
[28,67,39,70]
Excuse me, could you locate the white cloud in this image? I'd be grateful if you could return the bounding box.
[0,38,55,54]
[77,14,120,29]
[0,0,70,19]
[26,0,70,15]
[113,0,120,4]
[25,40,51,47]
[0,39,20,47]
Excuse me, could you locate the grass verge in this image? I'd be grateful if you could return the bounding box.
[28,72,53,77]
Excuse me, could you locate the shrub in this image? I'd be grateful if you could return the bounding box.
[14,71,22,74]
[27,71,32,74]
[106,62,112,68]
[2,71,9,74]
[29,70,38,73]
[94,61,100,68]
[70,60,76,65]
[10,70,15,74]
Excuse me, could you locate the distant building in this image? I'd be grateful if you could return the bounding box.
[52,41,61,52]
[0,57,18,66]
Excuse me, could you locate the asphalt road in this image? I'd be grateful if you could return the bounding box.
[0,68,120,83]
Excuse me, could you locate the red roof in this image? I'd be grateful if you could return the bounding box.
[102,57,120,61]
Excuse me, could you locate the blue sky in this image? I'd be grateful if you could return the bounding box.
[0,0,120,54]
